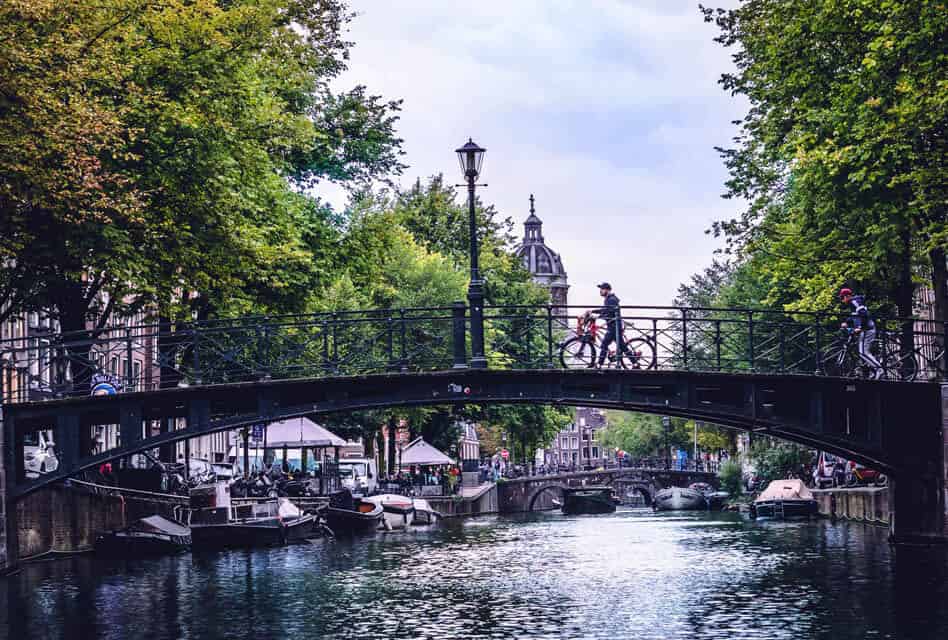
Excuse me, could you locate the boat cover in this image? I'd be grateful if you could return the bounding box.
[755,479,814,502]
[277,498,303,519]
[130,515,191,537]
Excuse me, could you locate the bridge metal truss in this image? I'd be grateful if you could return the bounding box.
[4,368,942,500]
[1,304,946,404]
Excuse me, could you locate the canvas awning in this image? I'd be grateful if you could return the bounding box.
[259,417,346,449]
[399,437,454,467]
[755,478,814,502]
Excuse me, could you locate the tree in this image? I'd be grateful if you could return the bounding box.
[701,1,947,321]
[0,0,404,335]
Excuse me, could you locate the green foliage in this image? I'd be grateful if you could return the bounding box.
[600,412,734,459]
[701,0,948,318]
[750,439,812,487]
[718,459,744,498]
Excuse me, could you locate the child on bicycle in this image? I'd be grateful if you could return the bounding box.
[839,287,883,380]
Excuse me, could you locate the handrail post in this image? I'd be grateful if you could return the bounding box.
[714,319,722,371]
[125,327,134,391]
[942,320,948,381]
[386,314,395,371]
[546,305,554,368]
[260,319,271,380]
[452,301,467,369]
[815,314,824,374]
[778,320,786,373]
[399,309,408,371]
[747,311,755,371]
[525,313,532,367]
[192,324,202,385]
[681,308,688,369]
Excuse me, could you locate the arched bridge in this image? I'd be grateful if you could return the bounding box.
[499,468,719,512]
[1,304,946,545]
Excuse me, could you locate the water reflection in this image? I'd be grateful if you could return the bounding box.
[2,510,947,639]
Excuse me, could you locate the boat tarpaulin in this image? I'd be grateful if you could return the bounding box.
[755,479,814,502]
[130,515,191,537]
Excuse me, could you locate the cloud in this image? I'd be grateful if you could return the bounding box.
[326,0,745,307]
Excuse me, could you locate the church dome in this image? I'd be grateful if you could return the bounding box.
[515,195,567,278]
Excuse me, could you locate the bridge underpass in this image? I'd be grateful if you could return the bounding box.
[2,305,947,572]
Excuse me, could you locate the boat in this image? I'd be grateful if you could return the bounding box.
[751,479,818,519]
[411,498,442,525]
[95,514,191,555]
[364,494,415,530]
[188,483,316,548]
[561,486,617,515]
[689,482,730,510]
[323,489,384,534]
[653,486,705,511]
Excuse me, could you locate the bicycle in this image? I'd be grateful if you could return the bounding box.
[821,329,918,381]
[558,314,657,370]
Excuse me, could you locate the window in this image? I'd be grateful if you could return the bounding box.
[132,361,141,391]
[592,447,599,459]
[579,417,586,427]
[110,357,118,375]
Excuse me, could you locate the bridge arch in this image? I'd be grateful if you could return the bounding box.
[3,368,941,503]
[526,484,568,511]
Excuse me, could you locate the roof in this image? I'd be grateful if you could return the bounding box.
[262,417,347,448]
[755,479,814,502]
[400,437,454,466]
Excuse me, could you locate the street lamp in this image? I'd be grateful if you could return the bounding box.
[455,138,487,369]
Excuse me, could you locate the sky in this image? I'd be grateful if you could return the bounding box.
[326,0,745,308]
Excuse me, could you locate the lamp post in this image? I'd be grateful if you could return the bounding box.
[455,138,487,369]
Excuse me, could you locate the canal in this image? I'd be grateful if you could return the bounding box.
[3,509,948,639]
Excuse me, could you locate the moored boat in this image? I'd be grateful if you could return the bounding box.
[561,486,617,515]
[411,498,442,525]
[364,494,415,530]
[95,514,191,555]
[188,483,315,548]
[323,489,384,534]
[689,482,730,510]
[653,486,705,511]
[751,479,818,519]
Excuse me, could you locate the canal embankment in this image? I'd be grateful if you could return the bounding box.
[813,486,890,526]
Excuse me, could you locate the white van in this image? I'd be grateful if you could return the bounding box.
[338,458,378,495]
[24,431,59,477]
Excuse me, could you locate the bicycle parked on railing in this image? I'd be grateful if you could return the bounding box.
[559,313,657,369]
[822,329,918,381]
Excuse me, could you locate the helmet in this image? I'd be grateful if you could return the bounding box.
[839,287,853,299]
[596,282,612,290]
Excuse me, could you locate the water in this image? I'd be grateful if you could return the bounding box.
[3,510,948,640]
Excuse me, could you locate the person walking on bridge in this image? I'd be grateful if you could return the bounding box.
[839,287,883,380]
[587,282,621,367]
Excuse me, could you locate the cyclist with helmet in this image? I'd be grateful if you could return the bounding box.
[839,287,883,380]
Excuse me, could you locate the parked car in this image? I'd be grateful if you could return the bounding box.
[24,431,58,477]
[812,451,846,488]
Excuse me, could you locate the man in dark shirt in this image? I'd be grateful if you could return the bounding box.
[591,282,621,367]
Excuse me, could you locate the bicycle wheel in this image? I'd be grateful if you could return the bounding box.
[822,348,856,378]
[618,337,657,370]
[559,337,596,369]
[873,335,919,381]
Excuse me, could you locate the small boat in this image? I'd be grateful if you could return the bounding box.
[689,482,730,510]
[411,498,442,525]
[653,486,705,511]
[561,486,617,515]
[752,479,818,519]
[95,514,191,555]
[188,483,316,548]
[323,489,384,535]
[364,494,415,530]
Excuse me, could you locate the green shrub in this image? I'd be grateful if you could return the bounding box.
[718,460,743,497]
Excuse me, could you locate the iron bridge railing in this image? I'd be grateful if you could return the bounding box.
[1,304,945,403]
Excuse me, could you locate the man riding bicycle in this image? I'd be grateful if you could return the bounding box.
[586,282,621,367]
[839,287,883,380]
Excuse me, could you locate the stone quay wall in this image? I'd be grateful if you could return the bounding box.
[813,487,891,526]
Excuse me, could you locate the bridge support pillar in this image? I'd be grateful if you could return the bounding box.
[1,406,15,573]
[888,385,947,543]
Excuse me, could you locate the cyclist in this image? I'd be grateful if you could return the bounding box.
[587,282,621,367]
[839,287,883,380]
